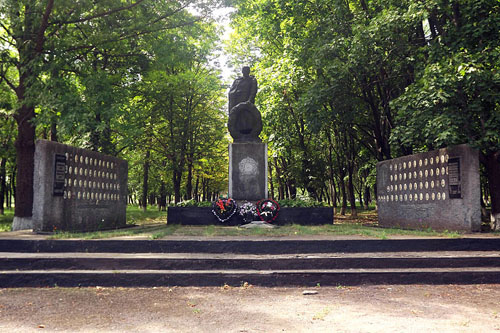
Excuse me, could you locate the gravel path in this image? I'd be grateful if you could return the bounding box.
[0,284,499,332]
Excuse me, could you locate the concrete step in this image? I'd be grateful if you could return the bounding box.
[1,268,499,287]
[1,237,499,254]
[1,252,499,271]
[1,238,499,287]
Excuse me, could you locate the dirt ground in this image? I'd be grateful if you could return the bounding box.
[0,284,498,332]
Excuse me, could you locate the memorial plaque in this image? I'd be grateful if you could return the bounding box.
[448,157,461,199]
[376,144,480,232]
[32,140,128,232]
[53,154,66,196]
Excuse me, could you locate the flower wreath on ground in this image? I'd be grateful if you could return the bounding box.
[238,201,258,223]
[212,198,237,223]
[256,199,280,223]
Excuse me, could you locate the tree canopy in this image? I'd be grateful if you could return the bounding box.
[1,0,499,229]
[227,0,500,222]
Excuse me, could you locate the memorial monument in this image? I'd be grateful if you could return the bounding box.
[228,67,268,200]
[376,144,481,232]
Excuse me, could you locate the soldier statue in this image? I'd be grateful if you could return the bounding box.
[227,67,262,142]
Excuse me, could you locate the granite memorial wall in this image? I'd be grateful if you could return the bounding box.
[32,140,128,232]
[376,144,481,232]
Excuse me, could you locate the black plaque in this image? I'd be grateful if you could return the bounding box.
[448,157,461,199]
[53,154,66,196]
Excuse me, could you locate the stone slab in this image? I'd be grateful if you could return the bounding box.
[32,140,128,232]
[229,143,268,201]
[377,144,481,232]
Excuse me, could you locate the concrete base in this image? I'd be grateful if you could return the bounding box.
[11,217,33,231]
[167,207,333,225]
[229,142,268,201]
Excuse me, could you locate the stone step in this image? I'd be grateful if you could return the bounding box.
[1,237,499,254]
[1,238,498,287]
[1,268,499,287]
[1,252,499,271]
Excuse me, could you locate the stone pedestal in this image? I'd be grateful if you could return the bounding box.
[229,143,268,201]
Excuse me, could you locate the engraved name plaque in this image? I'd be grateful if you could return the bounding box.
[53,154,66,196]
[448,157,461,199]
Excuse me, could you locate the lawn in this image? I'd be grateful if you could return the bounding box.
[0,209,14,232]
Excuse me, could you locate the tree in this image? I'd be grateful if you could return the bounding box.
[0,0,219,227]
[392,0,500,229]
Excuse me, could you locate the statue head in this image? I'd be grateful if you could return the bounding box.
[242,66,251,78]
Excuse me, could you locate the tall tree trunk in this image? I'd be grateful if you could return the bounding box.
[173,169,182,203]
[14,104,35,219]
[141,150,150,212]
[159,181,167,211]
[186,155,193,200]
[338,174,347,215]
[269,163,275,200]
[347,164,357,217]
[485,151,500,230]
[0,158,5,215]
[194,176,200,201]
[364,185,370,210]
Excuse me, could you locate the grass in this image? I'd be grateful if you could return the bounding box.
[0,205,474,239]
[149,222,463,239]
[0,209,14,232]
[126,205,167,225]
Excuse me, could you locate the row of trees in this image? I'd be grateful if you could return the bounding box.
[1,0,498,229]
[0,0,230,220]
[227,0,500,224]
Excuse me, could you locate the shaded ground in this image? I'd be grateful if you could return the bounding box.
[0,284,498,332]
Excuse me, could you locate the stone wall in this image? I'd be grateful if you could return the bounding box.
[376,144,481,232]
[32,140,128,232]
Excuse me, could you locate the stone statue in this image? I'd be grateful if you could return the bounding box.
[228,67,262,142]
[228,66,258,112]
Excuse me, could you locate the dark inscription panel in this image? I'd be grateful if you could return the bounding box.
[448,157,461,199]
[53,154,66,196]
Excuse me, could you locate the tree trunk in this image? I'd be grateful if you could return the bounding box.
[148,193,156,206]
[186,156,193,200]
[50,121,58,142]
[347,165,357,217]
[141,150,150,212]
[364,185,370,210]
[274,158,284,200]
[485,151,500,230]
[159,181,167,211]
[194,176,200,201]
[269,163,275,200]
[338,175,347,215]
[0,158,5,215]
[173,169,182,203]
[14,104,36,219]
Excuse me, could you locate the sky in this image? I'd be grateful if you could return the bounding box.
[212,7,237,85]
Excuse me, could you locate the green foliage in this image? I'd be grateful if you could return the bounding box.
[228,0,500,216]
